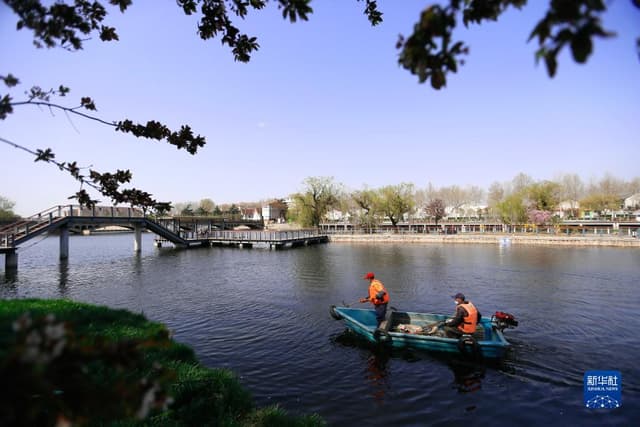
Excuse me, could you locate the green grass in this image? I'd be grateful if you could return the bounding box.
[0,298,325,427]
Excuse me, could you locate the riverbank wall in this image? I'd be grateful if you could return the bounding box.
[328,233,640,247]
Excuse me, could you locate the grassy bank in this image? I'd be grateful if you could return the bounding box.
[0,298,324,427]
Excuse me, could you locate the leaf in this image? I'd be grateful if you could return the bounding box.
[99,26,119,42]
[528,19,550,44]
[35,148,55,162]
[544,51,558,77]
[430,70,445,89]
[80,97,97,111]
[570,32,592,63]
[109,0,133,13]
[1,74,20,87]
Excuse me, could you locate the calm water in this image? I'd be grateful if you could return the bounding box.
[2,234,639,426]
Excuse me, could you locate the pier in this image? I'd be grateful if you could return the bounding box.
[155,229,327,249]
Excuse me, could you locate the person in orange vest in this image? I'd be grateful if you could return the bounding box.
[443,293,481,338]
[360,272,390,326]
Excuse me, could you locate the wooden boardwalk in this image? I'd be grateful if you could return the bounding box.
[156,229,328,249]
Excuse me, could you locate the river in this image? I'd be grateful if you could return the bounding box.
[1,234,639,426]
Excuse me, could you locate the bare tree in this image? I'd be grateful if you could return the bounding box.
[556,173,584,217]
[425,199,445,226]
[510,173,534,195]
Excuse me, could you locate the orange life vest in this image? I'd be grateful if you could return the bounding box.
[368,279,390,305]
[458,301,478,334]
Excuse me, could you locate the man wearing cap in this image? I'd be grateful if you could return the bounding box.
[443,293,481,338]
[360,272,390,326]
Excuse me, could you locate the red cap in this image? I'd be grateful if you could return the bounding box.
[363,272,375,280]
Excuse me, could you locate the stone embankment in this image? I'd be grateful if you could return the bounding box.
[328,233,640,248]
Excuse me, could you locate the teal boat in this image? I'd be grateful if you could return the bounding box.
[329,306,518,359]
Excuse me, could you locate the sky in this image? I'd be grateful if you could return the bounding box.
[1,0,639,216]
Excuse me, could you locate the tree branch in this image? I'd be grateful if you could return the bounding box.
[11,100,114,127]
[0,135,160,210]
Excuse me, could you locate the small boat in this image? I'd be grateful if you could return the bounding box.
[329,306,518,359]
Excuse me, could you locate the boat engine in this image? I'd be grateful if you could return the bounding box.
[491,311,518,331]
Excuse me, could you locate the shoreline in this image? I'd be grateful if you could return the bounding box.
[327,233,640,247]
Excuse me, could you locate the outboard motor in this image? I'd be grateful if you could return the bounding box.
[491,311,518,331]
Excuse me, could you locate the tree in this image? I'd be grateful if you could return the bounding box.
[510,173,534,195]
[351,187,380,231]
[377,183,415,228]
[290,176,341,228]
[487,181,505,220]
[397,0,640,89]
[527,209,552,225]
[153,202,172,217]
[580,193,620,214]
[425,198,445,226]
[228,203,241,216]
[439,185,465,211]
[467,185,485,206]
[198,198,215,216]
[335,192,356,224]
[0,195,18,221]
[526,181,560,211]
[1,0,380,210]
[626,177,640,195]
[496,193,527,225]
[180,204,194,216]
[557,173,584,217]
[590,173,627,199]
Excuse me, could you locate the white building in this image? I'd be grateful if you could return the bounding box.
[241,207,262,221]
[324,209,350,222]
[445,204,487,220]
[555,200,580,218]
[262,202,287,223]
[624,193,640,210]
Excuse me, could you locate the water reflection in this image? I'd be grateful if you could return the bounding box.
[365,347,391,403]
[448,359,485,394]
[58,259,69,294]
[331,329,489,402]
[2,269,18,294]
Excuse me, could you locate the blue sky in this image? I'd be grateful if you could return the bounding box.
[1,1,639,216]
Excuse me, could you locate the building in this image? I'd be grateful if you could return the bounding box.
[241,207,262,221]
[624,193,640,210]
[445,204,487,220]
[555,200,580,219]
[262,200,288,223]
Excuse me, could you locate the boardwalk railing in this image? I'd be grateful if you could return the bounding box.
[205,229,322,242]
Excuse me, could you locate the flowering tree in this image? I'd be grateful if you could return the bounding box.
[527,209,552,225]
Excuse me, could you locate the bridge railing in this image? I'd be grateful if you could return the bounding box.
[1,205,146,248]
[22,205,145,222]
